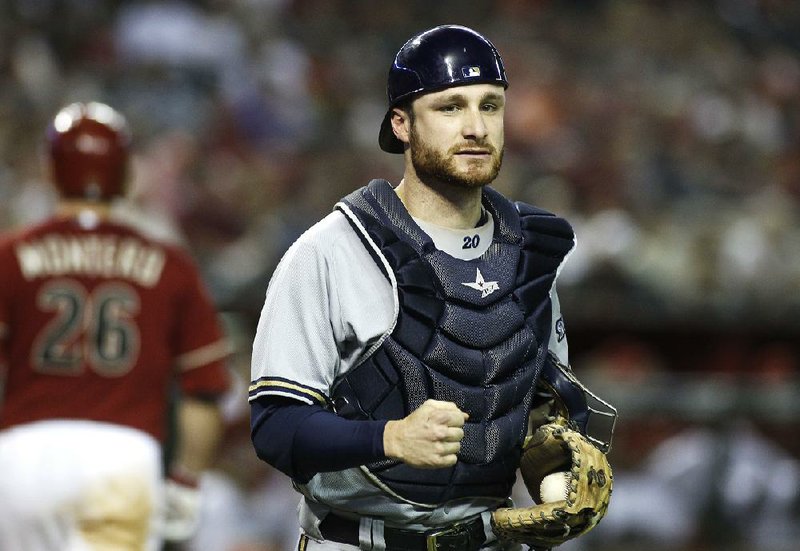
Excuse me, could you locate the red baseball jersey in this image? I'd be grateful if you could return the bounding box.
[0,214,230,441]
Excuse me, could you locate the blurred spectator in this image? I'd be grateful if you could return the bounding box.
[0,1,798,327]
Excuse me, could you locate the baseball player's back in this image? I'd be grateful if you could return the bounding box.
[0,101,230,551]
[0,214,227,440]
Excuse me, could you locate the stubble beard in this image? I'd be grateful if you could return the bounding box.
[409,125,503,189]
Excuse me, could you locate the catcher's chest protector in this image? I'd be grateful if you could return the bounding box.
[332,179,574,506]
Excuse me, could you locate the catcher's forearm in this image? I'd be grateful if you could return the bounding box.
[250,397,387,481]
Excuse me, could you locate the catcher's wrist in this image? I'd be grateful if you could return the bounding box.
[382,419,402,460]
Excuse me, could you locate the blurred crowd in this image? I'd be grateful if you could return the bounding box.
[1,1,799,550]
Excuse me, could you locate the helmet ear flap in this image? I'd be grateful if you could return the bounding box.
[47,102,131,201]
[379,103,413,154]
[378,110,403,154]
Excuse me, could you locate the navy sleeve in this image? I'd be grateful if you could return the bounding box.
[250,396,388,483]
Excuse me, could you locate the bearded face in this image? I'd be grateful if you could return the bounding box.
[409,123,503,188]
[403,84,506,189]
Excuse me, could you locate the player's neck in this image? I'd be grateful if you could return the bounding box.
[394,177,483,230]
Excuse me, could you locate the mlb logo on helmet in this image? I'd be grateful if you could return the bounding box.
[462,66,481,78]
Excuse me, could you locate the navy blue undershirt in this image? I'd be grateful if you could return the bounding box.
[250,396,388,483]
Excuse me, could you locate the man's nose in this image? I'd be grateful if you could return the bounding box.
[462,109,489,141]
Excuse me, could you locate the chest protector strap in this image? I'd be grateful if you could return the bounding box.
[332,179,574,506]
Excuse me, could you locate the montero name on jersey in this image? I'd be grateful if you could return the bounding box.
[14,234,166,288]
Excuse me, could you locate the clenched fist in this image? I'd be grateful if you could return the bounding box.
[383,399,469,468]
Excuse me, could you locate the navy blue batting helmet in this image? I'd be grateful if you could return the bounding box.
[379,25,508,153]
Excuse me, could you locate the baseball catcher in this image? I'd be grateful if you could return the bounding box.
[491,354,617,549]
[249,24,617,551]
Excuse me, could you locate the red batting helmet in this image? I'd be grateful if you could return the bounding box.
[46,102,131,200]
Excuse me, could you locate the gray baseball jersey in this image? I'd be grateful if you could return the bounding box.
[250,198,572,534]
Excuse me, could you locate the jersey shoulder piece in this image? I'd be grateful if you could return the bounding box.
[249,209,395,407]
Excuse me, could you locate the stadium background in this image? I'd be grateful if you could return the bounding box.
[1,1,799,550]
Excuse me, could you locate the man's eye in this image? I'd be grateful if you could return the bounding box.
[440,105,460,113]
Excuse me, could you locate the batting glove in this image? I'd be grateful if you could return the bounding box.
[163,470,202,542]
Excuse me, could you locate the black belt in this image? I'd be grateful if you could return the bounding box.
[319,512,486,551]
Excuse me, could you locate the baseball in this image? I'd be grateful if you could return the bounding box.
[539,471,570,503]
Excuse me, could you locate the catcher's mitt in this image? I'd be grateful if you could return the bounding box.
[491,422,612,548]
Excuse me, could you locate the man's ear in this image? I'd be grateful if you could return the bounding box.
[390,107,411,147]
